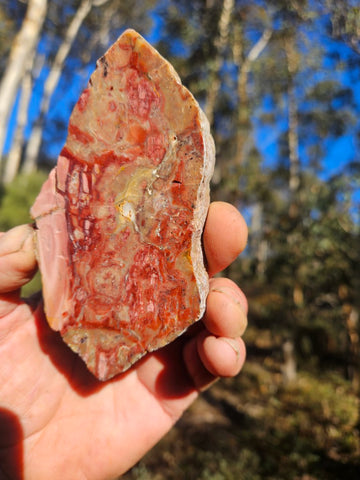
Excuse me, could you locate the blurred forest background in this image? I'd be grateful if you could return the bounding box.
[0,0,359,478]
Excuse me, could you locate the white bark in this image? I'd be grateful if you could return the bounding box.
[250,203,268,276]
[288,81,300,195]
[0,0,47,180]
[284,38,301,214]
[85,0,116,61]
[3,57,34,184]
[23,0,94,174]
[204,0,235,124]
[281,339,297,384]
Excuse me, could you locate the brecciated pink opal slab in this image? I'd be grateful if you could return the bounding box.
[31,29,215,381]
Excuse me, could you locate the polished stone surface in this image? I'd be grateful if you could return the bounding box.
[31,29,215,380]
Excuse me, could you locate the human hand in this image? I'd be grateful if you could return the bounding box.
[0,201,248,480]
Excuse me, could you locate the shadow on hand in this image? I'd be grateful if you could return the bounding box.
[0,408,23,480]
[32,300,106,397]
[152,336,196,399]
[31,294,199,401]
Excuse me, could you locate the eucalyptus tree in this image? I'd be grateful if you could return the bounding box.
[0,0,156,184]
[0,0,47,181]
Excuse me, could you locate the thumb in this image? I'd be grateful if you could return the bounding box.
[0,224,37,294]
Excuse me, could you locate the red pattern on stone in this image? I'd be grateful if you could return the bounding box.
[31,29,215,380]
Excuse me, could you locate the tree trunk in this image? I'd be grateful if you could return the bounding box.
[86,0,116,57]
[287,80,300,196]
[281,339,297,384]
[284,38,300,212]
[343,304,360,392]
[282,36,301,384]
[3,58,34,184]
[204,0,234,126]
[23,0,94,174]
[0,0,47,181]
[250,202,268,277]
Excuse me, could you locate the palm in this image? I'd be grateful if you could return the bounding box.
[0,202,248,480]
[1,298,197,478]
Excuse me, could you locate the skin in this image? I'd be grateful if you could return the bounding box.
[0,201,248,480]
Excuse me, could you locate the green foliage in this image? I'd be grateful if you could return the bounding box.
[123,357,360,480]
[327,0,360,54]
[0,170,48,231]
